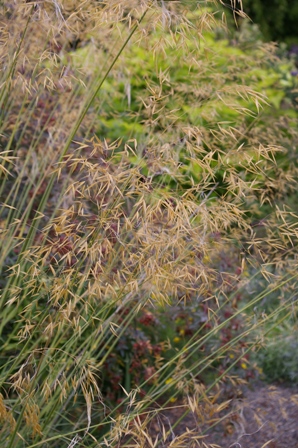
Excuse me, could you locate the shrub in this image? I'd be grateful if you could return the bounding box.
[255,325,298,385]
[242,0,298,44]
[222,0,298,45]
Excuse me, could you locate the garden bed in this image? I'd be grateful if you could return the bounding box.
[146,382,298,447]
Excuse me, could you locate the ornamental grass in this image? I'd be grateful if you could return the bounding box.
[0,1,297,447]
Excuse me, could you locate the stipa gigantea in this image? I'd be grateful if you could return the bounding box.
[0,1,297,447]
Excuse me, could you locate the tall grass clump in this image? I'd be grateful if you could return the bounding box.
[0,1,297,446]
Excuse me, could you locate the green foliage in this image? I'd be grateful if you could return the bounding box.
[75,18,298,216]
[256,326,298,385]
[242,0,298,44]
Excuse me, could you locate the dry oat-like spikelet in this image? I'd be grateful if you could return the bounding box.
[0,0,297,446]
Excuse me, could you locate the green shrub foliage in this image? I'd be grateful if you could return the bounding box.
[243,0,298,43]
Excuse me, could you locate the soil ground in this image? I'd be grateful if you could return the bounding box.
[148,382,298,447]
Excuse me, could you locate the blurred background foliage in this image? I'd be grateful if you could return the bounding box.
[241,0,298,45]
